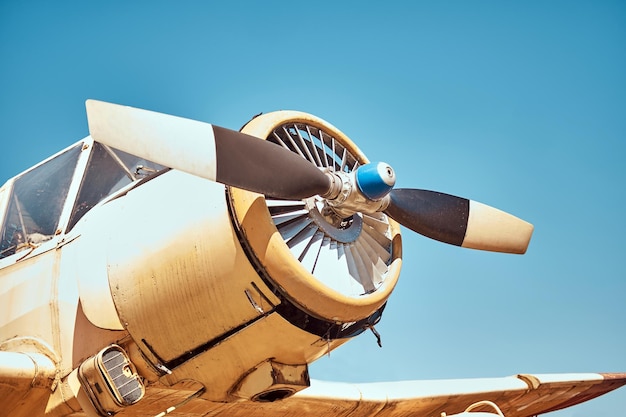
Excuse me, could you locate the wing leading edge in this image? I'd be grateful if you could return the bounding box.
[291,373,626,417]
[112,372,626,417]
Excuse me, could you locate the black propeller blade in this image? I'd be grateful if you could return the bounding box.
[385,189,469,247]
[212,126,331,199]
[86,100,331,200]
[385,189,533,254]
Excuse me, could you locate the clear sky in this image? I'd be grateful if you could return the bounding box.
[1,1,625,416]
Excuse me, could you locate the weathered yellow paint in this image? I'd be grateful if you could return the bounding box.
[101,173,281,351]
[79,170,349,402]
[0,202,128,416]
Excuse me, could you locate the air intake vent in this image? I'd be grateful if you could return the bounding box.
[78,345,145,415]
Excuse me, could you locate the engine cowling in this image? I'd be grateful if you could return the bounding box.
[73,111,402,403]
[234,111,403,323]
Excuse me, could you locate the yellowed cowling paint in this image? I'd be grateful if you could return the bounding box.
[92,111,402,402]
[90,171,326,401]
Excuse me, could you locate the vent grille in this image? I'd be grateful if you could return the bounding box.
[101,347,144,404]
[78,344,145,415]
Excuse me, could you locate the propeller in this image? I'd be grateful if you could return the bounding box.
[330,162,533,254]
[85,100,533,254]
[85,100,331,200]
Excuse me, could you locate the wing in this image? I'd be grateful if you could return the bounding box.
[288,373,626,417]
[117,373,626,417]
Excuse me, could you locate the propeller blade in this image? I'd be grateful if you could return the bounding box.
[385,189,533,254]
[85,100,331,199]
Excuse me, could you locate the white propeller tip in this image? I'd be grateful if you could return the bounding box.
[463,201,534,254]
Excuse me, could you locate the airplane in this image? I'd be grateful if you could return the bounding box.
[0,100,624,417]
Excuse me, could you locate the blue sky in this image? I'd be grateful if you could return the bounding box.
[1,1,625,416]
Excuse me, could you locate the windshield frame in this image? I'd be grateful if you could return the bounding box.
[0,139,90,265]
[0,135,168,268]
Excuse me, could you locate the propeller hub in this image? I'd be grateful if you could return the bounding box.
[355,162,396,200]
[323,168,391,217]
